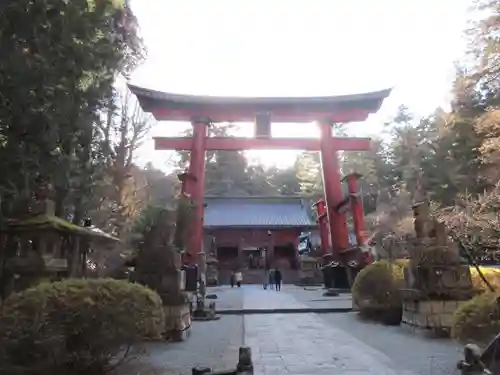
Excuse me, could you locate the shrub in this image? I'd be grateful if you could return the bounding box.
[452,291,500,344]
[470,267,500,292]
[0,278,164,375]
[352,260,405,324]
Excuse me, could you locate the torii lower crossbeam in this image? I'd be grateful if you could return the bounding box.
[154,137,371,151]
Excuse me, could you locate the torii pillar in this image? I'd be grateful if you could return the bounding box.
[187,118,209,264]
[312,199,330,254]
[318,120,349,256]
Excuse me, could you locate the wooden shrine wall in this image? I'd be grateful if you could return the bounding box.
[205,228,302,249]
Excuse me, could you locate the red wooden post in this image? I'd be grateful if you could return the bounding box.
[318,120,349,257]
[187,118,209,263]
[344,173,366,247]
[312,199,330,255]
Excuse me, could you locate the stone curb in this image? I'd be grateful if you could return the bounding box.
[217,307,352,315]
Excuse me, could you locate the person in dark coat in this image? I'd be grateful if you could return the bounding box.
[268,269,275,290]
[274,268,282,291]
[230,272,235,288]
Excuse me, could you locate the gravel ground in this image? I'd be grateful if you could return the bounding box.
[122,316,244,375]
[321,312,464,375]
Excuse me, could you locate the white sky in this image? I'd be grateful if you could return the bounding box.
[129,0,471,171]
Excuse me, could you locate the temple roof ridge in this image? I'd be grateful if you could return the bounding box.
[203,195,316,228]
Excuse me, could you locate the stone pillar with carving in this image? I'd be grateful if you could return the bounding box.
[400,201,475,334]
[193,248,217,320]
[134,209,191,340]
[206,237,219,286]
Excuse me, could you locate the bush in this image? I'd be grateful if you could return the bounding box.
[471,267,500,292]
[0,278,165,375]
[452,291,500,344]
[352,260,405,324]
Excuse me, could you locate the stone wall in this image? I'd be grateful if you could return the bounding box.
[402,300,468,329]
[164,303,191,341]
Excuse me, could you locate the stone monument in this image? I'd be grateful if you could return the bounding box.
[134,208,191,341]
[298,254,321,286]
[206,236,219,286]
[192,249,218,320]
[400,201,475,334]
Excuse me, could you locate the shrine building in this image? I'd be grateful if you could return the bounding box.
[202,196,316,283]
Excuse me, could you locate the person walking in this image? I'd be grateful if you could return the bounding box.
[263,269,269,289]
[230,272,235,288]
[235,271,243,287]
[274,268,282,291]
[268,268,275,290]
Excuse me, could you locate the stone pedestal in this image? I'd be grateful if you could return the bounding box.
[298,256,321,285]
[402,298,469,332]
[164,303,192,341]
[193,251,219,321]
[206,256,218,286]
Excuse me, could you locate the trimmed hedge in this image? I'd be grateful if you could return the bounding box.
[470,267,500,292]
[353,258,500,336]
[352,260,405,324]
[0,278,165,375]
[451,291,500,344]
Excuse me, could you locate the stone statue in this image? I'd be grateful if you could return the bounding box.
[412,201,432,240]
[134,208,191,339]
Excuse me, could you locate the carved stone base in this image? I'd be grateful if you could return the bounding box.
[298,257,321,285]
[163,303,191,341]
[193,301,219,321]
[206,264,218,286]
[402,299,468,333]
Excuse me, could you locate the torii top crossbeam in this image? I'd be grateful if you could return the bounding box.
[128,84,390,123]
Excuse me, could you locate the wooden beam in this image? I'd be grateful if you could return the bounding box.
[154,137,372,151]
[150,108,372,123]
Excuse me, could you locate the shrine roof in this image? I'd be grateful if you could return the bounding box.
[203,196,317,228]
[128,84,392,123]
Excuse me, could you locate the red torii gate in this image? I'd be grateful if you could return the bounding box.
[129,85,391,263]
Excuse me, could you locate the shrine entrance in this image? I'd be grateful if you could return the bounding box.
[130,84,391,276]
[274,243,297,270]
[216,246,239,270]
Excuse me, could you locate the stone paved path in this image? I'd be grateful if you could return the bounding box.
[127,316,244,375]
[284,285,353,310]
[242,285,308,310]
[209,284,352,312]
[129,286,462,375]
[243,287,416,375]
[321,313,462,375]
